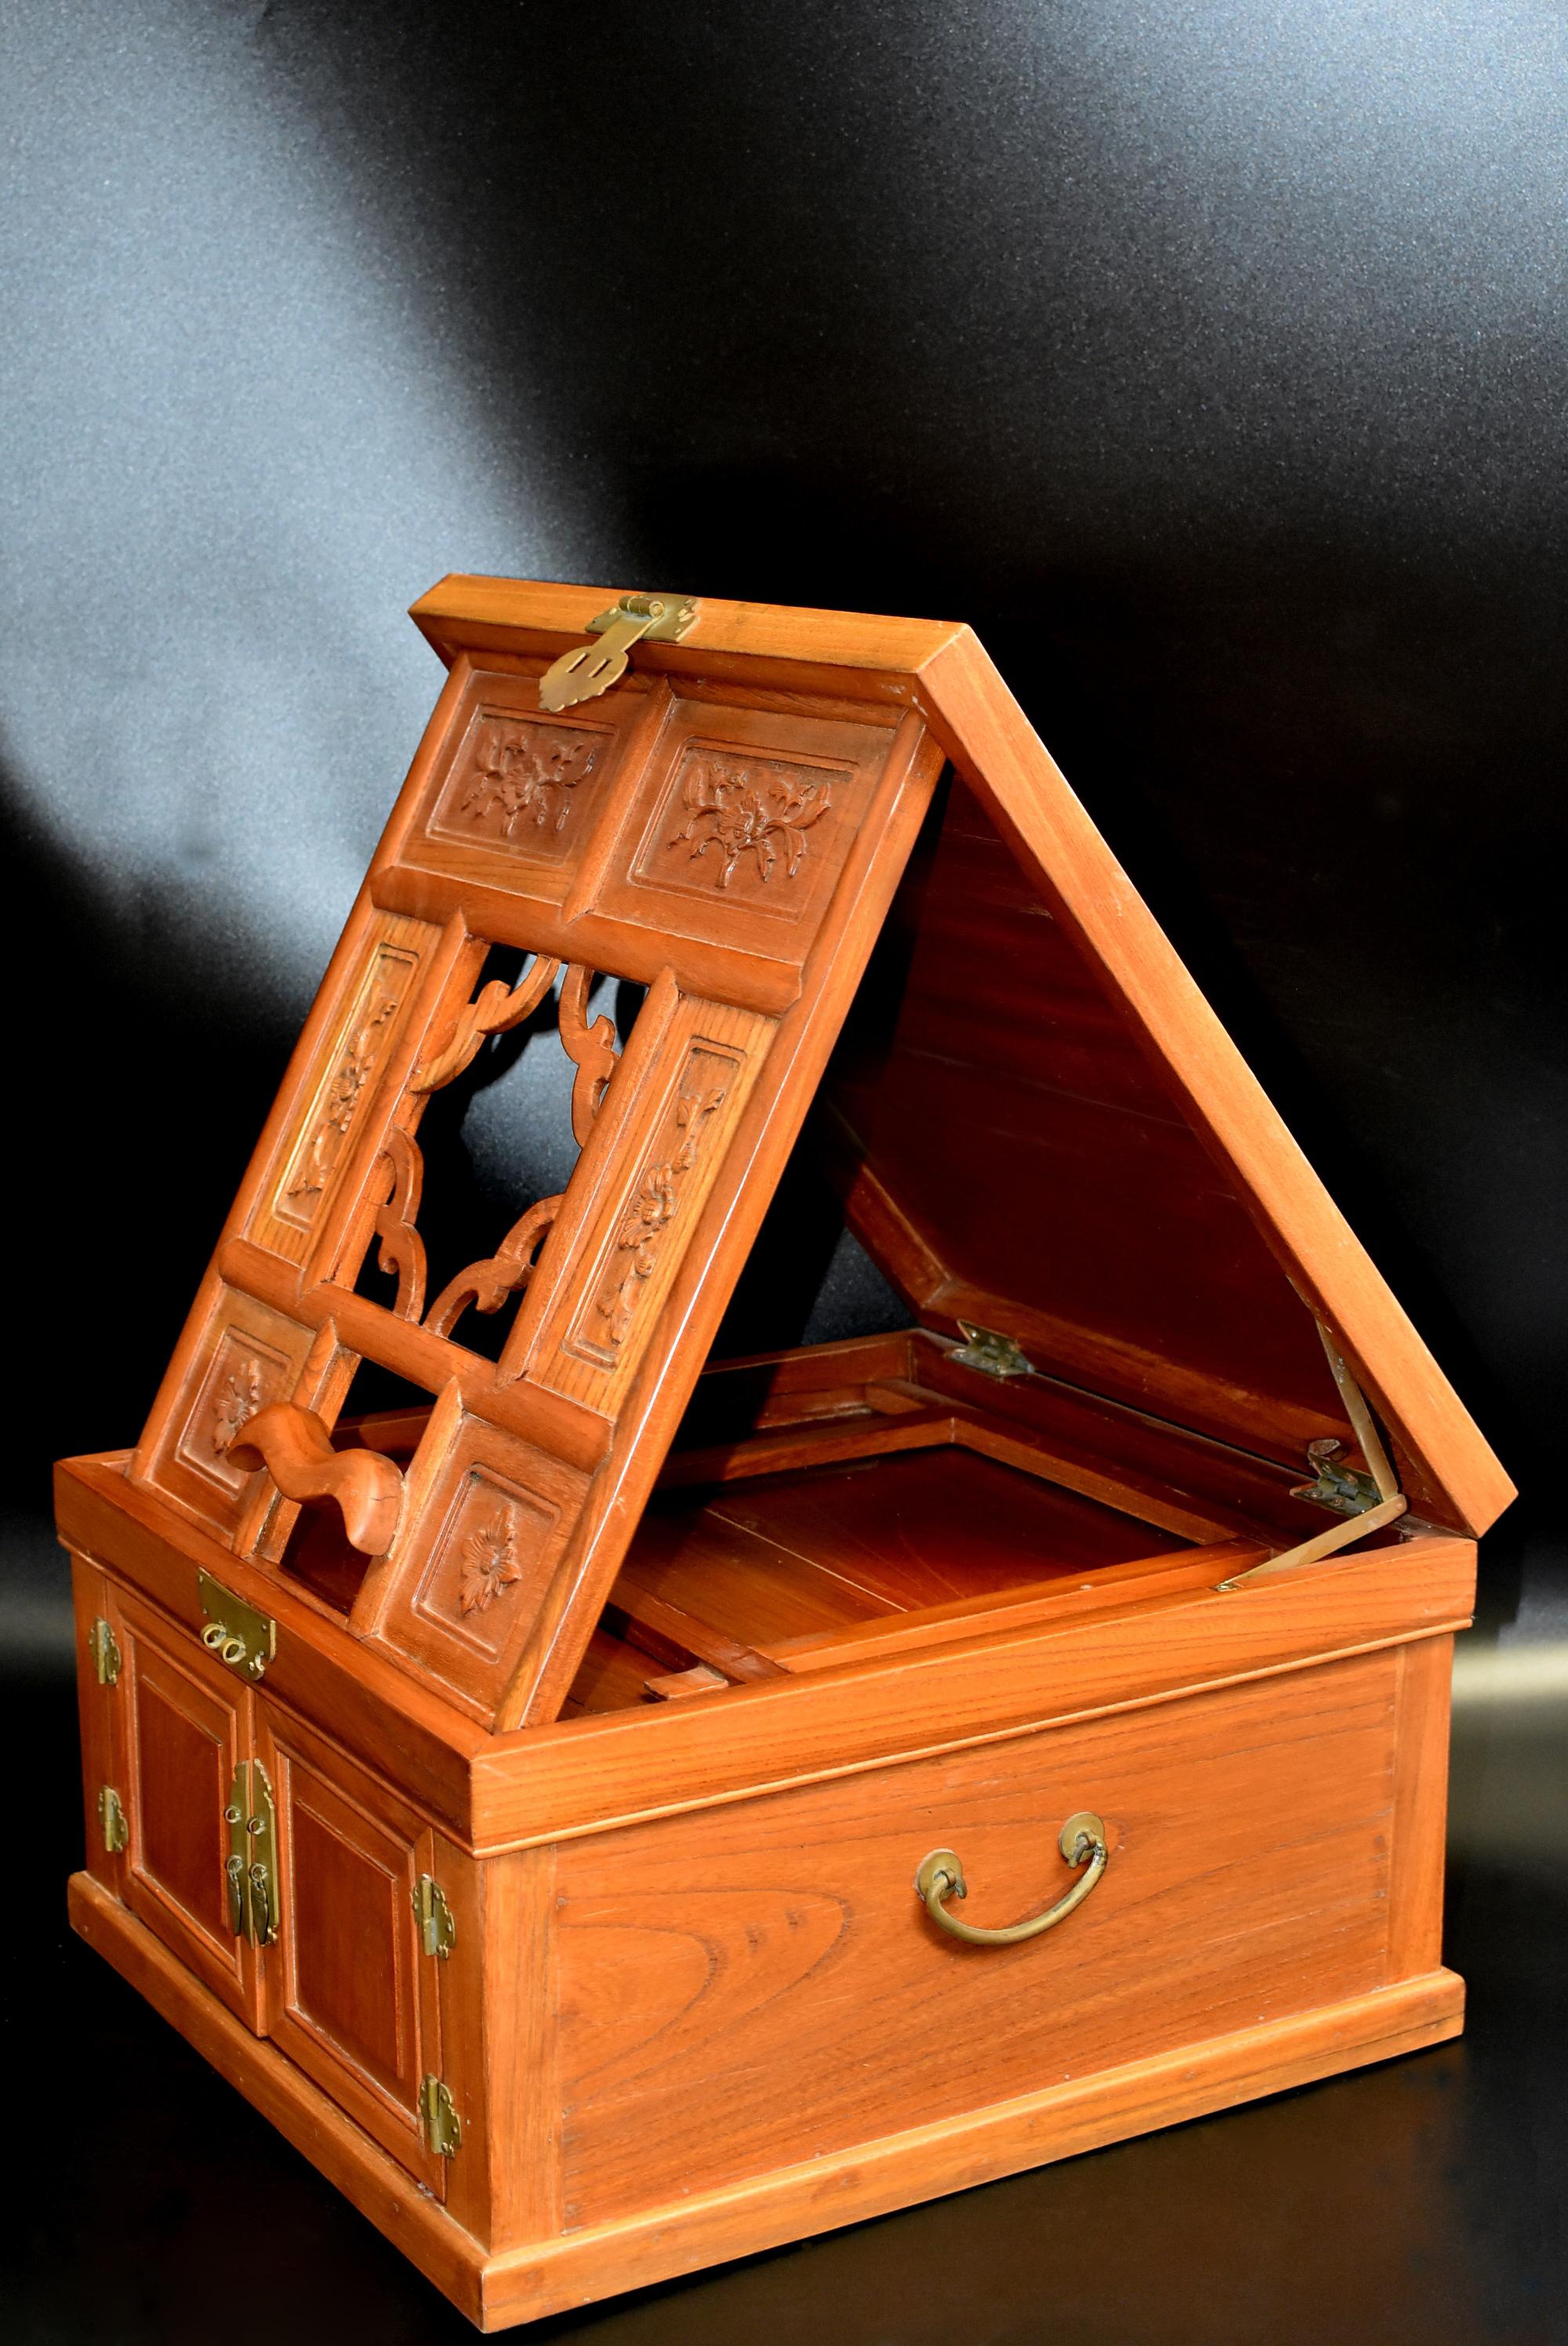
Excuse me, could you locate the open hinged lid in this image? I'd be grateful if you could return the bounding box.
[122,577,1512,1732]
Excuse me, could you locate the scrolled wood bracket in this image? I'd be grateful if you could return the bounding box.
[372,1128,428,1321]
[412,955,562,1096]
[229,1403,405,1556]
[424,1193,563,1340]
[558,964,620,1144]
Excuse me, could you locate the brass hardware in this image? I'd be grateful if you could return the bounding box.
[949,1320,1036,1379]
[1290,1439,1381,1516]
[916,1811,1108,1946]
[419,2074,463,2158]
[224,1761,279,1946]
[1219,1324,1406,1589]
[197,1569,277,1683]
[88,1617,122,1687]
[97,1786,129,1855]
[412,1874,456,1960]
[539,592,698,713]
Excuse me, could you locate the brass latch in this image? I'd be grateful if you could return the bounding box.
[419,2075,463,2158]
[224,1761,279,1946]
[412,1874,456,1960]
[198,1569,277,1683]
[539,592,698,712]
[98,1786,129,1854]
[949,1320,1036,1379]
[88,1617,122,1687]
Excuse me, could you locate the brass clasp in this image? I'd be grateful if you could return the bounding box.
[539,592,697,712]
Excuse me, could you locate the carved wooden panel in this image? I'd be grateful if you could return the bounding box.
[517,994,775,1414]
[251,909,441,1269]
[257,1700,445,2194]
[140,1286,316,1538]
[358,1396,590,1714]
[406,663,658,906]
[588,696,899,960]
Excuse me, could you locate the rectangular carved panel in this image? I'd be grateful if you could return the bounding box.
[141,1284,315,1540]
[250,909,437,1268]
[587,693,900,963]
[522,997,775,1414]
[361,1403,590,1717]
[405,664,662,908]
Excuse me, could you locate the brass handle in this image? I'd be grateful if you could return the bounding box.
[915,1811,1109,1946]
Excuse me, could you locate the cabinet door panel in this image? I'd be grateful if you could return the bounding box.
[117,1588,260,2028]
[257,1701,445,2194]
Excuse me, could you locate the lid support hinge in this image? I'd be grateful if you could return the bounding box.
[1219,1324,1406,1589]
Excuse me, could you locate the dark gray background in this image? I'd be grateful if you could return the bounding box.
[2,6,1563,2340]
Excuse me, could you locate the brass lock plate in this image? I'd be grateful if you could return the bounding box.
[539,592,698,712]
[197,1569,277,1682]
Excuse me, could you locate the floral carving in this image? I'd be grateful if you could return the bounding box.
[287,993,400,1204]
[667,755,832,888]
[460,722,601,837]
[210,1358,263,1457]
[596,1077,728,1349]
[458,1509,524,1617]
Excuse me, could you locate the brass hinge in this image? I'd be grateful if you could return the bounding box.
[412,1874,456,1961]
[539,591,698,712]
[198,1569,277,1683]
[1290,1438,1381,1516]
[88,1617,122,1687]
[419,2074,463,2158]
[949,1320,1036,1380]
[98,1786,129,1854]
[223,1760,279,1946]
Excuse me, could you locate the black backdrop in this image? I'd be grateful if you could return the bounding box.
[4,9,1566,2343]
[3,0,1560,1640]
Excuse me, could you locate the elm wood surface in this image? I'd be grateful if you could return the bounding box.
[64,1870,1468,2333]
[550,1647,1415,2225]
[59,580,1510,2330]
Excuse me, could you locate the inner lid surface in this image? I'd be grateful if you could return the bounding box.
[824,777,1352,1473]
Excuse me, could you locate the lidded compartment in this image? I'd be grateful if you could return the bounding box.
[119,579,1512,1733]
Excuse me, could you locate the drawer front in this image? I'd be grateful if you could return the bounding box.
[553,1647,1423,2226]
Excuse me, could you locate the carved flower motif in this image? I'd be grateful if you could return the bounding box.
[458,1510,522,1617]
[596,1081,729,1348]
[668,758,831,888]
[211,1359,263,1456]
[462,726,599,836]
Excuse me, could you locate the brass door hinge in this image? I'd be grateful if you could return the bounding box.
[97,1786,129,1854]
[949,1320,1036,1379]
[419,2074,463,2158]
[197,1569,277,1683]
[88,1617,122,1687]
[223,1760,279,1946]
[412,1874,456,1960]
[539,591,698,712]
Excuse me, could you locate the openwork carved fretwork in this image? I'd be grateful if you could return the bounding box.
[459,720,603,839]
[558,965,622,1145]
[425,1194,561,1341]
[595,1065,729,1351]
[669,754,833,888]
[372,1128,427,1322]
[412,954,562,1096]
[362,957,630,1353]
[458,1507,525,1617]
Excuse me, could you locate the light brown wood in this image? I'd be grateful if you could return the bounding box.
[62,576,1507,2331]
[67,1872,1462,2334]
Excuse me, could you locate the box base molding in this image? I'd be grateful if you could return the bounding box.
[68,1872,1465,2333]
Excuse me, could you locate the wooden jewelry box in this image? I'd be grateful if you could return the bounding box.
[63,579,1513,2330]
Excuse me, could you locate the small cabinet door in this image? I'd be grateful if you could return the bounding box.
[256,1698,446,2195]
[115,1587,263,2029]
